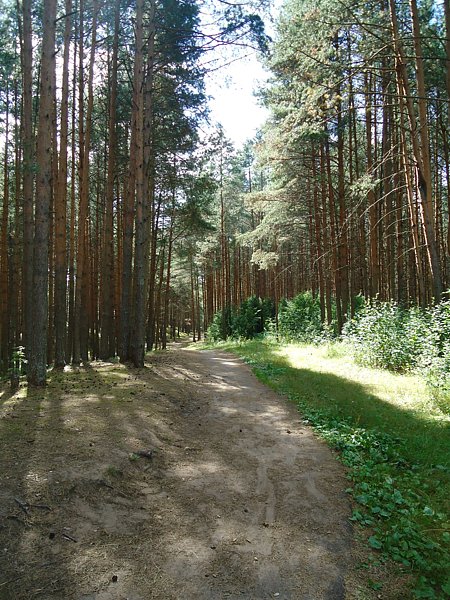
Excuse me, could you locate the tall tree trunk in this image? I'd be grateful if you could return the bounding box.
[73,0,98,364]
[54,0,72,367]
[365,72,379,299]
[120,118,136,361]
[409,0,442,301]
[320,144,333,325]
[312,144,325,322]
[67,24,77,362]
[10,78,21,352]
[445,0,450,255]
[399,103,426,306]
[0,88,10,374]
[28,0,56,385]
[128,0,145,361]
[381,67,395,300]
[389,0,442,300]
[190,256,196,342]
[99,0,119,360]
[20,0,34,360]
[146,193,161,351]
[445,0,450,132]
[336,95,349,321]
[162,193,175,350]
[324,136,342,331]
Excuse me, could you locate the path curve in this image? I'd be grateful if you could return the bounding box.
[144,344,354,599]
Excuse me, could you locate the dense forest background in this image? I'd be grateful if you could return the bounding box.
[0,0,449,385]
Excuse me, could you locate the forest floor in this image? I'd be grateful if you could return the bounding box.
[0,342,400,600]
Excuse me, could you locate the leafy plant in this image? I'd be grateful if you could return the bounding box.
[9,346,26,391]
[206,307,234,341]
[343,301,430,372]
[206,297,275,341]
[278,291,328,342]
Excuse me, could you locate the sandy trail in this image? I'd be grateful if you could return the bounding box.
[0,343,356,600]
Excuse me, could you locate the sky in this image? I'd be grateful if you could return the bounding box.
[205,53,271,147]
[203,1,282,147]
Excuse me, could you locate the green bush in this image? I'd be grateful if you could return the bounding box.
[206,297,275,341]
[208,294,450,414]
[206,307,234,342]
[343,301,430,372]
[340,298,450,412]
[277,291,326,342]
[420,300,450,413]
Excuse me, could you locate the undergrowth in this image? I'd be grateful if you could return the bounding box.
[294,403,450,599]
[204,338,450,599]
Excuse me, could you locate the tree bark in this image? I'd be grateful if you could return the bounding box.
[54,0,72,367]
[28,0,56,386]
[73,0,98,364]
[131,0,156,367]
[389,0,442,301]
[99,0,119,360]
[0,87,10,374]
[20,0,34,360]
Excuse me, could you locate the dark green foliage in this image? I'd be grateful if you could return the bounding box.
[206,307,233,342]
[233,296,275,339]
[218,3,271,54]
[419,300,450,414]
[296,406,450,600]
[277,291,327,342]
[206,296,275,341]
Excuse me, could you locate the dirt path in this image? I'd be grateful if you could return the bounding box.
[0,343,359,599]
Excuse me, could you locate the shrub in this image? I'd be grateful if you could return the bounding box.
[420,300,450,413]
[233,296,262,339]
[206,307,234,342]
[207,297,275,341]
[343,301,430,372]
[278,291,326,342]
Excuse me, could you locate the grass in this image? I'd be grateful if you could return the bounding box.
[198,337,450,599]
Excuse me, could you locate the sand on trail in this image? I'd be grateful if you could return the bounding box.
[0,343,359,600]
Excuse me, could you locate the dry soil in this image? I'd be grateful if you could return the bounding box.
[0,343,368,600]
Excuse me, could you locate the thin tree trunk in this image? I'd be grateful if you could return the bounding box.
[320,144,333,325]
[312,144,325,322]
[99,0,119,360]
[162,193,175,350]
[325,136,342,331]
[131,0,154,367]
[10,78,21,351]
[0,88,10,373]
[399,104,426,306]
[365,72,379,299]
[120,116,136,361]
[54,0,72,367]
[67,24,77,362]
[336,91,349,321]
